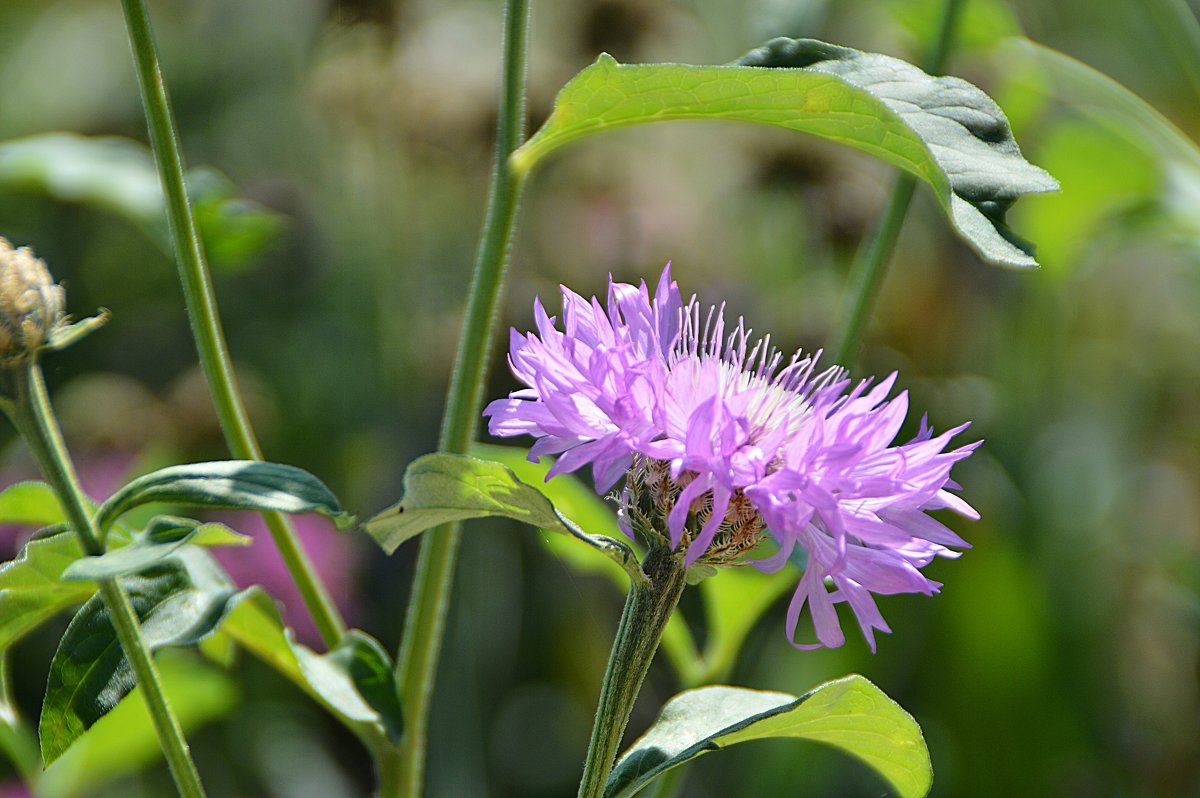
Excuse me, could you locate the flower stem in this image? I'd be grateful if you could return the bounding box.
[6,360,206,798]
[828,0,966,368]
[117,0,346,649]
[390,0,532,794]
[578,546,688,798]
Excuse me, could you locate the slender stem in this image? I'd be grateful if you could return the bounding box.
[117,0,346,649]
[6,360,206,798]
[828,0,966,368]
[578,547,688,798]
[390,1,532,795]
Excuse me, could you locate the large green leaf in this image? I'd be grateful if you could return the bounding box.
[512,38,1057,268]
[95,460,355,539]
[605,676,932,798]
[0,530,95,652]
[214,588,403,747]
[39,546,239,764]
[366,453,642,581]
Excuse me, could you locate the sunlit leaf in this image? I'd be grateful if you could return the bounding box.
[605,676,932,798]
[38,652,237,798]
[366,453,642,581]
[0,481,66,527]
[0,530,95,652]
[215,588,403,746]
[513,38,1057,268]
[95,460,355,538]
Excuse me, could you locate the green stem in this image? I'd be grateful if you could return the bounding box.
[117,0,346,649]
[578,547,688,798]
[390,1,532,795]
[7,360,206,798]
[828,0,966,368]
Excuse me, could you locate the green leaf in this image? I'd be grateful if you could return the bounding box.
[0,133,284,269]
[0,530,95,652]
[605,676,932,798]
[45,309,111,352]
[61,517,251,582]
[513,38,1058,268]
[95,460,355,538]
[39,651,238,798]
[214,588,403,746]
[0,481,67,527]
[39,546,239,764]
[366,452,642,581]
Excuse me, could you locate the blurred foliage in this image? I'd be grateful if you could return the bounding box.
[0,0,1197,796]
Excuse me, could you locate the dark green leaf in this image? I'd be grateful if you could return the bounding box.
[513,38,1057,268]
[39,546,238,764]
[61,517,250,582]
[605,676,932,798]
[365,453,642,581]
[95,460,354,538]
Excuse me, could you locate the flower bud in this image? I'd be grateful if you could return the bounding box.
[0,238,65,361]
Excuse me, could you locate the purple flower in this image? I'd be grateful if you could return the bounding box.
[484,267,978,651]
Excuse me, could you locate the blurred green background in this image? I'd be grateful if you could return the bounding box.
[1,0,1198,795]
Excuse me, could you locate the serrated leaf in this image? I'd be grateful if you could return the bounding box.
[95,460,354,539]
[0,481,67,527]
[39,546,238,764]
[61,517,251,582]
[0,530,95,652]
[366,453,642,581]
[215,588,402,746]
[605,676,932,798]
[513,38,1057,268]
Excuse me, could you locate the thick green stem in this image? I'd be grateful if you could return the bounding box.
[117,0,346,649]
[828,0,966,368]
[390,1,532,795]
[578,547,688,798]
[7,361,206,798]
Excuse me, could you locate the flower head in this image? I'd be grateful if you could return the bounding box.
[484,267,978,651]
[0,238,64,362]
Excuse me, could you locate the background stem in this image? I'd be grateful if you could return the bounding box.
[117,0,346,649]
[577,547,688,798]
[828,0,966,367]
[7,361,206,798]
[391,0,532,794]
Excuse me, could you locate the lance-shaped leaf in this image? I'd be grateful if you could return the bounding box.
[95,460,354,538]
[0,481,67,527]
[62,516,251,583]
[605,676,932,798]
[366,453,643,582]
[512,38,1057,268]
[39,546,239,764]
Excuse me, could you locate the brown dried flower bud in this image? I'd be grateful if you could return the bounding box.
[0,237,65,361]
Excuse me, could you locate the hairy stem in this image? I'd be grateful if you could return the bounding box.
[117,0,346,649]
[828,0,967,368]
[390,0,532,794]
[7,361,206,798]
[578,547,688,798]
